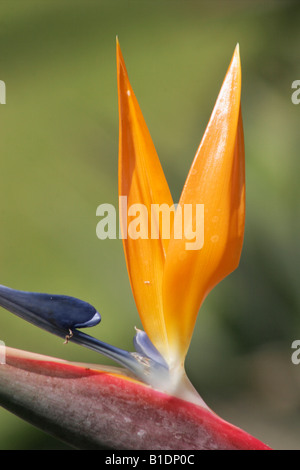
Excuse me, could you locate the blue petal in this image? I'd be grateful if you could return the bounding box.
[0,284,101,333]
[0,284,169,386]
[133,328,168,368]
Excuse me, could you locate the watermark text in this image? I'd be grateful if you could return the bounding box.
[291,80,300,105]
[96,197,204,250]
[0,340,6,364]
[0,80,6,104]
[291,340,300,364]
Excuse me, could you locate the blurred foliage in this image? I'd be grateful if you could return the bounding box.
[0,0,300,449]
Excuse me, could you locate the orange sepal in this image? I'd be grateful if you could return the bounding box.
[162,45,245,364]
[117,39,173,358]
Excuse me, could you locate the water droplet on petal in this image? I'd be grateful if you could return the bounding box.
[211,235,219,243]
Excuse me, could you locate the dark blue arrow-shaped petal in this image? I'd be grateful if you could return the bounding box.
[0,284,169,386]
[0,284,101,334]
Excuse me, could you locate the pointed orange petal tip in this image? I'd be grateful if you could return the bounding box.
[117,40,173,359]
[162,45,244,364]
[234,42,240,58]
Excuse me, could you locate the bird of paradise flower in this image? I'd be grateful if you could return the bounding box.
[0,40,271,450]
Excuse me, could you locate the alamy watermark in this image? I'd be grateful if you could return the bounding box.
[0,80,6,104]
[291,80,300,105]
[291,340,300,365]
[0,340,6,364]
[96,197,204,250]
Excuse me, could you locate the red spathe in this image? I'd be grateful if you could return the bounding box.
[0,348,271,450]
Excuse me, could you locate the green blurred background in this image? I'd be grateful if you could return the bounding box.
[0,0,300,450]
